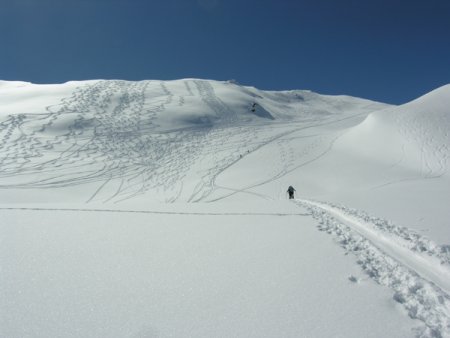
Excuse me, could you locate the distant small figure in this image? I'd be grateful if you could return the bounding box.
[251,102,257,112]
[287,185,296,199]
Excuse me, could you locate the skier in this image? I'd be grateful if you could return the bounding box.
[287,185,296,199]
[251,102,257,112]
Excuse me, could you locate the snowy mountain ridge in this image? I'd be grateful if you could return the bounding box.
[0,78,390,203]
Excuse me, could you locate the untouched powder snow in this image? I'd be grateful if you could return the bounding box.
[1,79,450,337]
[1,203,416,338]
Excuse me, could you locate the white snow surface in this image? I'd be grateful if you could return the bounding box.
[1,79,450,337]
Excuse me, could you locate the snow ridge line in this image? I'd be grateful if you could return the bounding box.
[297,199,450,337]
[0,207,308,217]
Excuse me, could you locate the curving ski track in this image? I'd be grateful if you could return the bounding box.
[0,80,371,203]
[297,199,450,337]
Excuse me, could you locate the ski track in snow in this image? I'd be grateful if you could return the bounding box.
[205,113,366,203]
[0,80,246,202]
[0,80,365,203]
[396,107,450,179]
[0,206,308,217]
[296,199,450,338]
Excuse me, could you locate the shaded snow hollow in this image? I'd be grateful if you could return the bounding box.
[1,79,450,337]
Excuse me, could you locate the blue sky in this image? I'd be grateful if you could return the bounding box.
[1,0,449,104]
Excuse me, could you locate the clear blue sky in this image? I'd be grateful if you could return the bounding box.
[1,0,449,104]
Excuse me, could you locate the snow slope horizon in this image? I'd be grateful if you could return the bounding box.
[2,78,450,337]
[0,78,448,240]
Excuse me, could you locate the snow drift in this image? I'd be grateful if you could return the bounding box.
[340,84,450,178]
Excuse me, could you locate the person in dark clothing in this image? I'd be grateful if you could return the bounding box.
[287,186,296,199]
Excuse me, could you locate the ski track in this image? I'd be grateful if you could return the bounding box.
[296,199,450,338]
[205,114,363,203]
[0,80,373,203]
[396,109,450,179]
[0,207,308,217]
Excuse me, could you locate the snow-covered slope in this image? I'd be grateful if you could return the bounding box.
[338,84,450,179]
[0,79,388,203]
[1,79,450,338]
[283,84,450,243]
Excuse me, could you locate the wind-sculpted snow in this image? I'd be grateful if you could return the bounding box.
[298,199,450,337]
[393,86,450,180]
[0,79,387,203]
[341,84,450,180]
